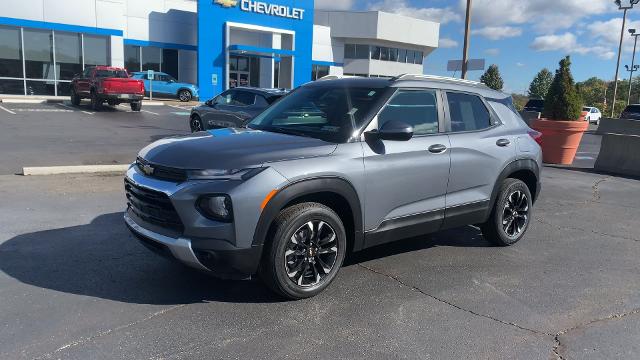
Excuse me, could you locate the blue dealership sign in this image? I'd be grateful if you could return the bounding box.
[198,0,314,99]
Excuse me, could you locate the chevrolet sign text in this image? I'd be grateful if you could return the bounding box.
[240,0,305,20]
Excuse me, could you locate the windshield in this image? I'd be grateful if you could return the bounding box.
[95,70,128,78]
[248,85,387,142]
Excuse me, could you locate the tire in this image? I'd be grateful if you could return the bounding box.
[70,88,81,106]
[259,203,347,300]
[178,89,192,102]
[190,115,204,132]
[130,102,142,112]
[480,178,533,247]
[90,91,102,111]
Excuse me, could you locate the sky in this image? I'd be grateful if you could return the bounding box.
[315,0,640,94]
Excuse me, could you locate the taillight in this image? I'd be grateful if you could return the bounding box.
[528,130,543,146]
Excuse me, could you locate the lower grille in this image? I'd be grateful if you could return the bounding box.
[124,178,184,232]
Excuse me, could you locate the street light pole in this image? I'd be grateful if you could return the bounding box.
[627,29,640,105]
[461,0,472,79]
[612,0,640,117]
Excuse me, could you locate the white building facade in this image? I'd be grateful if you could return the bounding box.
[0,0,440,98]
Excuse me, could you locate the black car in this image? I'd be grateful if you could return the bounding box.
[523,99,544,113]
[620,104,640,120]
[190,87,288,132]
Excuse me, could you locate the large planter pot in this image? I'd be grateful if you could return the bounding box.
[531,119,589,165]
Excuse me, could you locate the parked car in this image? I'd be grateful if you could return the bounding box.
[124,75,542,299]
[71,66,145,111]
[620,104,640,120]
[582,107,602,125]
[131,72,199,102]
[523,99,544,113]
[189,87,288,132]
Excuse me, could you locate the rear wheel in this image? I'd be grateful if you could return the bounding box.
[130,101,142,112]
[190,115,203,132]
[70,88,81,106]
[481,179,533,246]
[260,203,346,300]
[178,89,192,102]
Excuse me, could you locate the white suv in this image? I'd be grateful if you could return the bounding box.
[583,107,602,125]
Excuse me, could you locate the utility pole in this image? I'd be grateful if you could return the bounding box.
[612,0,640,116]
[461,0,472,79]
[628,29,640,105]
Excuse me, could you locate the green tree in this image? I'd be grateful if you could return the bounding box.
[528,68,553,99]
[480,64,504,91]
[544,56,583,120]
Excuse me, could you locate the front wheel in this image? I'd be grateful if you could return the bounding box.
[259,203,347,300]
[178,89,192,102]
[190,115,204,132]
[130,102,142,112]
[481,178,533,246]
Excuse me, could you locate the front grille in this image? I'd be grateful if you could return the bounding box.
[136,157,188,183]
[125,178,184,232]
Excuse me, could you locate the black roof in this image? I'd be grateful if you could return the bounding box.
[231,87,289,97]
[304,77,392,88]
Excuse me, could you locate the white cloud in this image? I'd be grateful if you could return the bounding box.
[516,62,525,67]
[440,38,459,48]
[472,26,523,40]
[484,48,500,56]
[531,32,616,60]
[315,0,354,10]
[464,0,615,32]
[368,0,461,24]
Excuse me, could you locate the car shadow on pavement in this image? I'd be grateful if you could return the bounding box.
[0,213,280,305]
[0,213,491,305]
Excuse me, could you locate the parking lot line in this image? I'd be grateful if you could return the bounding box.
[141,109,159,115]
[56,103,76,111]
[167,104,192,110]
[81,111,95,115]
[0,105,16,114]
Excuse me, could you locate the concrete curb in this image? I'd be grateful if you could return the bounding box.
[22,165,130,176]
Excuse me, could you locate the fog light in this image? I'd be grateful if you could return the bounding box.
[197,195,233,222]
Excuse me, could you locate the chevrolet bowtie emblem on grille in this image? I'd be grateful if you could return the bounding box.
[215,0,238,7]
[141,164,155,176]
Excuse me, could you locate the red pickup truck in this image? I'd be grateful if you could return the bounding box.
[71,66,145,111]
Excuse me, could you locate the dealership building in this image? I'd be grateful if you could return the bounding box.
[0,0,440,99]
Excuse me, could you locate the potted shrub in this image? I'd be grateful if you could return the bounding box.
[532,56,589,165]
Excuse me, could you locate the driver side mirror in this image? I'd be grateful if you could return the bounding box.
[372,120,414,141]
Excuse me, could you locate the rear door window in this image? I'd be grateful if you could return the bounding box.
[231,91,256,106]
[447,92,492,132]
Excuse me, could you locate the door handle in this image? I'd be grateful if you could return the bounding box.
[496,139,511,147]
[428,144,448,154]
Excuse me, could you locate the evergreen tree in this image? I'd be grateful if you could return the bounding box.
[480,64,504,91]
[528,68,553,99]
[544,56,583,120]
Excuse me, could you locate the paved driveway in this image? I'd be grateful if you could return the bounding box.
[0,165,638,359]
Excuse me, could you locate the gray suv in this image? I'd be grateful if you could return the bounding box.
[124,75,543,299]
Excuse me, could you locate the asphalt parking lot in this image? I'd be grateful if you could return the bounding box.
[0,109,638,359]
[0,101,193,174]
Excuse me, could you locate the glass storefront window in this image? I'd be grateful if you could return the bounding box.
[414,51,424,65]
[142,46,161,72]
[125,45,141,74]
[55,32,82,80]
[398,49,407,63]
[56,81,72,96]
[84,35,109,66]
[0,26,23,78]
[0,79,25,95]
[24,29,54,80]
[26,80,55,95]
[162,49,178,79]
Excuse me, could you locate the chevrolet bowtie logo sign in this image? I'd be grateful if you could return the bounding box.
[215,0,237,8]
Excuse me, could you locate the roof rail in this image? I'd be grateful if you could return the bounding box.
[392,74,487,87]
[316,75,362,81]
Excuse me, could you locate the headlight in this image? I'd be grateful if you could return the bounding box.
[186,167,266,180]
[197,195,233,222]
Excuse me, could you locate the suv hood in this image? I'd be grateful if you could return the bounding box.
[138,128,337,169]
